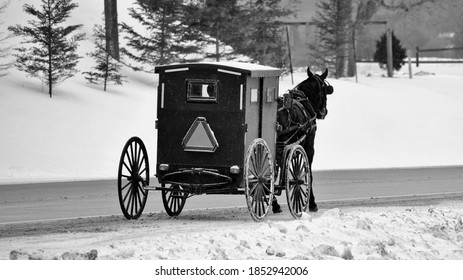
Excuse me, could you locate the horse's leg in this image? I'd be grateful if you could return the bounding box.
[272,196,282,213]
[304,128,318,212]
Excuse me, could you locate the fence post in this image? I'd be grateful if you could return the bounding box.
[386,27,393,77]
[408,49,412,79]
[416,47,420,67]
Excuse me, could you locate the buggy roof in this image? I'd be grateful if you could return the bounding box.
[154,62,282,78]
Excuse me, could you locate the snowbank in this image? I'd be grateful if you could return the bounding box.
[2,198,463,260]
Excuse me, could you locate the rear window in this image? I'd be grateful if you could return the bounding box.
[186,79,218,103]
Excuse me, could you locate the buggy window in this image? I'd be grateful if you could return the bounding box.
[187,79,218,103]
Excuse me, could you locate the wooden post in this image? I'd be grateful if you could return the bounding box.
[416,46,420,67]
[352,23,358,83]
[104,0,119,61]
[408,49,412,79]
[386,27,393,77]
[286,26,294,85]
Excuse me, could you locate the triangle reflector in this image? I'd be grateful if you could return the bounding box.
[182,117,219,152]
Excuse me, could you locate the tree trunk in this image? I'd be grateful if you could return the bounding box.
[47,1,53,98]
[159,8,166,65]
[215,23,220,62]
[335,0,353,78]
[104,53,109,91]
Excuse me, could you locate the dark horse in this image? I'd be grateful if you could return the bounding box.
[273,67,333,213]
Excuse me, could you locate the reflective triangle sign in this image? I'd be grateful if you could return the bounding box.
[182,117,219,152]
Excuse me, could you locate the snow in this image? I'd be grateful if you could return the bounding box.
[2,199,463,261]
[2,0,463,184]
[1,0,463,270]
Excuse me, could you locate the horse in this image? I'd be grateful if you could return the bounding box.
[272,67,334,213]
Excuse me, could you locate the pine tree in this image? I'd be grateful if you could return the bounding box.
[8,0,84,98]
[121,0,204,73]
[312,0,353,78]
[311,0,337,75]
[186,0,242,62]
[0,0,12,77]
[83,23,126,91]
[236,0,293,67]
[373,31,407,71]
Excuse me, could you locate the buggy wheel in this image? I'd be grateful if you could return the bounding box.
[244,138,275,222]
[117,137,149,220]
[162,184,187,217]
[285,145,311,218]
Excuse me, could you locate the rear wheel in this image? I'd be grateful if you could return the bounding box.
[117,137,149,220]
[162,184,187,217]
[285,145,311,218]
[244,138,275,222]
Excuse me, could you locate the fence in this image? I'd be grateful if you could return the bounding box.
[415,47,463,66]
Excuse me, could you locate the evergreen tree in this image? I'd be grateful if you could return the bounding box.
[0,0,12,77]
[373,31,407,71]
[238,0,293,67]
[8,0,84,98]
[312,0,352,78]
[121,0,204,73]
[186,0,242,62]
[83,23,126,91]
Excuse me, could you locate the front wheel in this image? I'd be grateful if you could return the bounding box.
[117,137,149,220]
[244,138,275,222]
[285,145,311,218]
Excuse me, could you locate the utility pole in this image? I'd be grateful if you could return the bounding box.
[286,26,294,85]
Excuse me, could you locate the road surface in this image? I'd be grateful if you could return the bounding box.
[1,166,462,224]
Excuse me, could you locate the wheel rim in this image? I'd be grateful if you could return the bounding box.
[162,184,187,217]
[118,137,149,220]
[285,145,311,218]
[245,138,274,222]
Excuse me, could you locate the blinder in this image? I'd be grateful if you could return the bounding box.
[324,81,334,95]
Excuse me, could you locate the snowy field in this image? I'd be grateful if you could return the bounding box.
[1,62,463,184]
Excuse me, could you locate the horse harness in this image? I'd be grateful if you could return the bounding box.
[277,89,317,139]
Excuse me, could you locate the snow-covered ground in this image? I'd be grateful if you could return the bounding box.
[2,0,463,184]
[2,197,463,260]
[1,0,463,271]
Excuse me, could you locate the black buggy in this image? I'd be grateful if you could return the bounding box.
[117,62,313,221]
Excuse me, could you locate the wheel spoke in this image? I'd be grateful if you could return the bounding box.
[250,153,259,177]
[138,166,147,177]
[259,149,268,174]
[121,181,131,192]
[261,162,271,178]
[130,188,135,216]
[122,184,132,204]
[247,176,258,184]
[129,142,135,168]
[123,159,132,175]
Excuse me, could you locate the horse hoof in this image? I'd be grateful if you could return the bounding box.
[272,205,282,214]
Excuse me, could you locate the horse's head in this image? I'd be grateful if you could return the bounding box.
[294,67,334,119]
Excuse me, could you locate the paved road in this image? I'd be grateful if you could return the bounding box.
[1,166,462,224]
